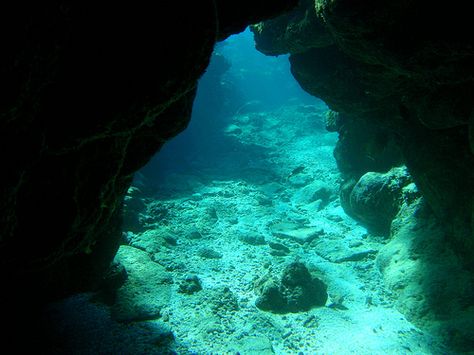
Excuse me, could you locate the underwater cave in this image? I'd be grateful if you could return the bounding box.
[1,1,473,354]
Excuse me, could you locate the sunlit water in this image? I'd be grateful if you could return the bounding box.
[126,29,447,354]
[44,29,450,355]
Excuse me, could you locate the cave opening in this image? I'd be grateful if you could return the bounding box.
[38,25,470,354]
[38,27,472,355]
[112,29,453,354]
[3,2,474,354]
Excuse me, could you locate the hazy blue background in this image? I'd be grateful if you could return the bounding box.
[138,28,320,186]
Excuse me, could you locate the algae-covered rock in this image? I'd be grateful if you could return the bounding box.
[255,262,327,313]
[111,246,172,322]
[252,0,474,270]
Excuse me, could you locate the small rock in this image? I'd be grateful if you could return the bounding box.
[255,262,328,313]
[270,249,289,257]
[225,124,242,135]
[187,229,203,239]
[335,250,377,263]
[163,235,177,246]
[270,222,324,244]
[211,287,239,316]
[268,242,290,253]
[178,275,202,295]
[197,247,223,259]
[239,234,266,246]
[349,240,363,248]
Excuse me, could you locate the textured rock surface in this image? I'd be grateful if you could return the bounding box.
[0,3,212,307]
[0,1,298,312]
[377,199,474,351]
[255,262,328,313]
[252,1,474,350]
[111,246,172,323]
[252,0,474,262]
[251,0,332,55]
[178,275,203,295]
[342,166,417,234]
[105,99,449,353]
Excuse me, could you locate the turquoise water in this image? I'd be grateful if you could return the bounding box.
[139,29,318,186]
[119,29,448,354]
[45,29,452,354]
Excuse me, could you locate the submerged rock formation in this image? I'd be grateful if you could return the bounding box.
[377,198,474,350]
[255,262,328,313]
[1,0,472,351]
[342,166,417,235]
[0,2,210,304]
[252,0,474,350]
[252,0,474,252]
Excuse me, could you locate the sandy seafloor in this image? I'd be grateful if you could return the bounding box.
[44,103,452,355]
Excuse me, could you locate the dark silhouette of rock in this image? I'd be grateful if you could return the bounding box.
[0,0,297,304]
[0,2,299,350]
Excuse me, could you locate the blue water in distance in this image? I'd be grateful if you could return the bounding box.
[138,28,322,187]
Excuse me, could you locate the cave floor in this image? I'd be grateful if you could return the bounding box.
[44,104,451,354]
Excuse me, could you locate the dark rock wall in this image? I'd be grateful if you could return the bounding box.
[0,1,298,306]
[252,0,474,261]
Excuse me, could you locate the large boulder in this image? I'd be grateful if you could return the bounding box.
[341,166,417,235]
[255,262,328,313]
[111,246,172,323]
